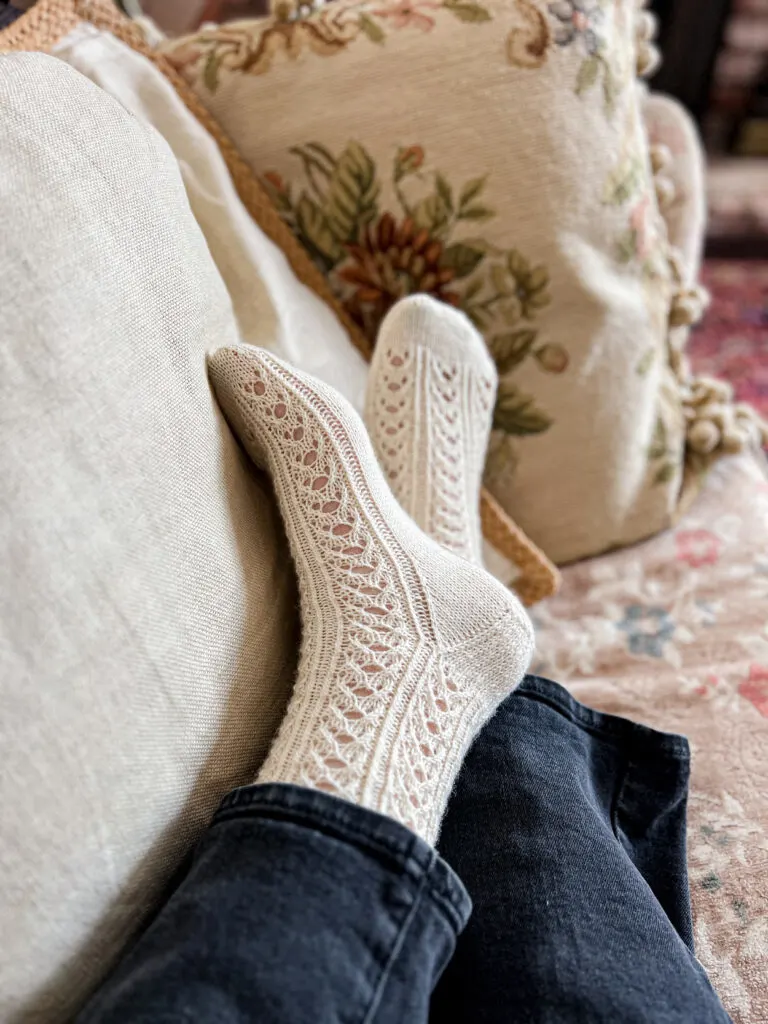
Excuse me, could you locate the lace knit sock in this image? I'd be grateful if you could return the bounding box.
[208,345,533,845]
[364,295,497,567]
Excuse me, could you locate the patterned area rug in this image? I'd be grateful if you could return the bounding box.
[689,260,768,423]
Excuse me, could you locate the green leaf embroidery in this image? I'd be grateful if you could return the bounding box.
[493,379,553,436]
[440,243,485,279]
[458,176,487,210]
[303,141,338,172]
[526,265,549,292]
[647,415,668,459]
[489,330,537,375]
[616,229,637,263]
[289,145,335,203]
[603,157,644,206]
[507,249,529,277]
[435,172,454,214]
[323,142,379,245]
[459,236,500,255]
[359,12,386,44]
[414,192,452,234]
[575,55,600,96]
[295,194,343,268]
[491,262,513,297]
[653,463,676,485]
[461,278,484,303]
[459,204,495,222]
[444,0,492,22]
[203,50,222,93]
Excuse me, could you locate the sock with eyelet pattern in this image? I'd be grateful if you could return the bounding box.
[365,295,497,567]
[207,344,533,845]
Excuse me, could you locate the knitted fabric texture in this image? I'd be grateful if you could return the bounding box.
[365,296,497,567]
[208,345,534,844]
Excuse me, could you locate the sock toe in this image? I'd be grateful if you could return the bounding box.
[376,295,496,381]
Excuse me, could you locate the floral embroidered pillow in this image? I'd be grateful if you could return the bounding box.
[160,0,747,564]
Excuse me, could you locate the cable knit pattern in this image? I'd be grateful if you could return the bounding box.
[365,296,497,567]
[208,344,533,843]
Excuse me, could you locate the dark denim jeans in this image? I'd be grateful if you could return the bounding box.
[77,677,731,1023]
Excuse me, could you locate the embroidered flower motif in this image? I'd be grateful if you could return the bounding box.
[164,0,494,86]
[548,0,604,54]
[506,250,551,319]
[337,212,462,333]
[617,604,675,658]
[738,665,768,718]
[371,0,441,32]
[394,145,425,180]
[165,9,361,84]
[263,141,559,441]
[675,528,724,568]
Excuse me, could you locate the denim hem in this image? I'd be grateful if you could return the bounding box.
[214,782,471,932]
[518,675,691,759]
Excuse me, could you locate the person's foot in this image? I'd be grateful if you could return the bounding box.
[365,296,497,566]
[208,345,533,844]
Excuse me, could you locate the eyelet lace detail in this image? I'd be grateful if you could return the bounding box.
[367,343,495,566]
[210,346,531,842]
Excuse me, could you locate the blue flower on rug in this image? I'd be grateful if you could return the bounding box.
[617,604,675,658]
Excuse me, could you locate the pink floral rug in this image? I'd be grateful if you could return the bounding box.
[534,454,768,1024]
[689,260,768,423]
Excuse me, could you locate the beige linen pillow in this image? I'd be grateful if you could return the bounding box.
[1,0,560,604]
[159,0,763,564]
[0,52,298,1022]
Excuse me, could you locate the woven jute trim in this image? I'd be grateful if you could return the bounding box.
[481,490,561,606]
[0,0,78,49]
[0,0,559,605]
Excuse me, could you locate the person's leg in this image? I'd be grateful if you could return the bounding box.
[432,676,731,1024]
[207,345,533,845]
[363,303,727,1021]
[78,784,470,1024]
[77,345,533,1021]
[364,295,497,566]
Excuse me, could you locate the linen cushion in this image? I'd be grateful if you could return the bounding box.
[0,52,297,1021]
[160,0,693,564]
[1,0,560,602]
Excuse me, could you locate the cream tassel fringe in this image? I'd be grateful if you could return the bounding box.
[638,11,767,461]
[634,0,662,79]
[648,152,768,463]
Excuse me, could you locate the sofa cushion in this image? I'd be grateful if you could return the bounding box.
[159,0,698,565]
[0,52,297,1021]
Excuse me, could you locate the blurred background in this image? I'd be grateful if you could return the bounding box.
[652,0,767,257]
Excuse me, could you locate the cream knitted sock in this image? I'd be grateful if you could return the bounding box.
[364,295,497,567]
[208,345,533,845]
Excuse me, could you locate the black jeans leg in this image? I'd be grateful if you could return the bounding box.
[77,784,470,1024]
[433,675,731,1024]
